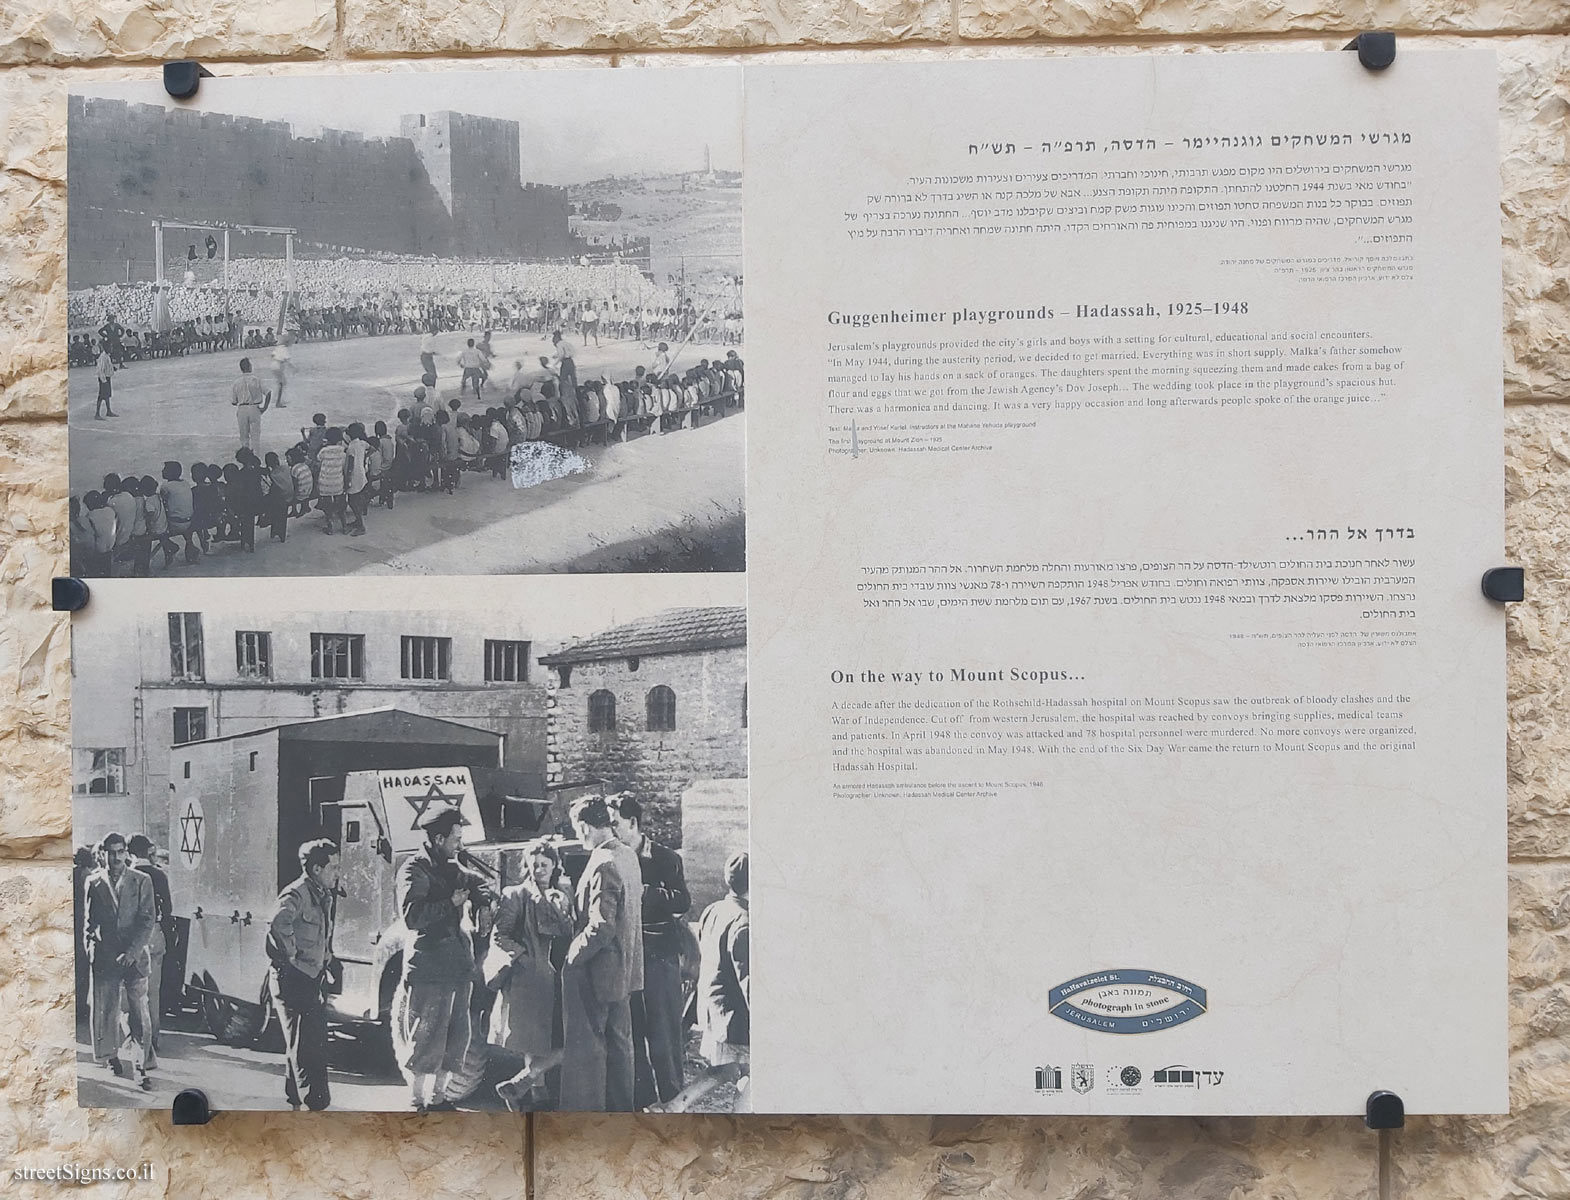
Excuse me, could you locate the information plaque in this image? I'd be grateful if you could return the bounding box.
[65,48,1503,1116]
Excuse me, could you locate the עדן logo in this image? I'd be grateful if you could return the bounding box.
[1071,1063,1094,1094]
[1034,1066,1063,1093]
[1153,1065,1225,1088]
[1048,968,1208,1034]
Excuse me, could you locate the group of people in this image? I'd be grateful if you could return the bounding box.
[75,796,752,1115]
[68,316,239,366]
[68,254,741,358]
[74,833,174,1092]
[70,340,745,576]
[273,794,749,1114]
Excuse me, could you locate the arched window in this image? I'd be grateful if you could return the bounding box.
[646,685,676,732]
[588,689,616,733]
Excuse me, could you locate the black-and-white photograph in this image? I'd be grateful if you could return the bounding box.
[66,68,744,578]
[71,579,749,1113]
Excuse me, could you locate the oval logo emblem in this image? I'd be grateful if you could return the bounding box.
[1049,969,1208,1034]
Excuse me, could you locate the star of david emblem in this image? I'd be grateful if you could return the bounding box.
[405,782,463,830]
[179,802,203,863]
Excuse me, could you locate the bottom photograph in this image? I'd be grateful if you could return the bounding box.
[70,576,749,1114]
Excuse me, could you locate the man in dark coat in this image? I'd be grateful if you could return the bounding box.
[562,796,636,1111]
[613,795,692,1107]
[393,807,494,1112]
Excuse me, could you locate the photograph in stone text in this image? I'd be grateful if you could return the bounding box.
[66,68,744,577]
[72,589,750,1112]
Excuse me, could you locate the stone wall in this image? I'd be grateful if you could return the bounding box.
[545,644,748,847]
[66,96,574,285]
[0,5,1565,1198]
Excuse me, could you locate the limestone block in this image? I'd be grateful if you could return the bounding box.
[342,0,947,55]
[1499,41,1570,401]
[1401,942,1570,1200]
[0,69,66,183]
[0,421,70,856]
[959,0,1568,43]
[536,1113,1376,1197]
[0,0,334,65]
[0,172,65,404]
[0,858,528,1198]
[1504,405,1570,860]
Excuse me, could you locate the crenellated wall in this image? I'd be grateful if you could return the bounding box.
[65,96,573,285]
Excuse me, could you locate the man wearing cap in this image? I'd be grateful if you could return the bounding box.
[393,806,495,1112]
[127,834,172,1067]
[562,795,637,1110]
[267,838,339,1111]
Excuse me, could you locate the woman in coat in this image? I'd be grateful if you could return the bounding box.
[490,840,574,1110]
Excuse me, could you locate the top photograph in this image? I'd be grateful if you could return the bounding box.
[66,67,745,578]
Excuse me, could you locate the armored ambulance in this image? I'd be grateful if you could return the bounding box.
[164,706,599,1044]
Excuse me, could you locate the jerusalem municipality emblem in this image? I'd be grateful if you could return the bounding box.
[1048,968,1208,1034]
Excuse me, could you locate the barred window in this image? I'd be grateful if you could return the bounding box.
[235,630,272,679]
[72,748,126,795]
[168,613,204,681]
[311,633,364,681]
[588,689,616,733]
[484,639,531,683]
[646,685,676,732]
[401,636,452,681]
[173,707,208,746]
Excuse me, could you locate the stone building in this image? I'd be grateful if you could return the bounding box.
[71,608,547,848]
[539,606,747,852]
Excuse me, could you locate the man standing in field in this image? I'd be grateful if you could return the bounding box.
[270,335,294,409]
[94,342,117,419]
[231,358,270,453]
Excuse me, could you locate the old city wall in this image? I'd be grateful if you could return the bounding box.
[545,646,747,848]
[65,97,573,286]
[66,96,456,284]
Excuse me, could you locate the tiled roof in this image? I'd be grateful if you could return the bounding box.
[538,606,746,665]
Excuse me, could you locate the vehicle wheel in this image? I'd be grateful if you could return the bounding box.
[199,973,267,1045]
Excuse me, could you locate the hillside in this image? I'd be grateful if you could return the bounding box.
[569,172,741,288]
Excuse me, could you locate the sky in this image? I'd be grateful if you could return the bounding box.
[76,66,742,186]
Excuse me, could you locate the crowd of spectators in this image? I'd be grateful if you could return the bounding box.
[69,256,741,356]
[70,349,744,577]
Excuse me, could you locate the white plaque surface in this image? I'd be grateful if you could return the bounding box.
[743,49,1504,1115]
